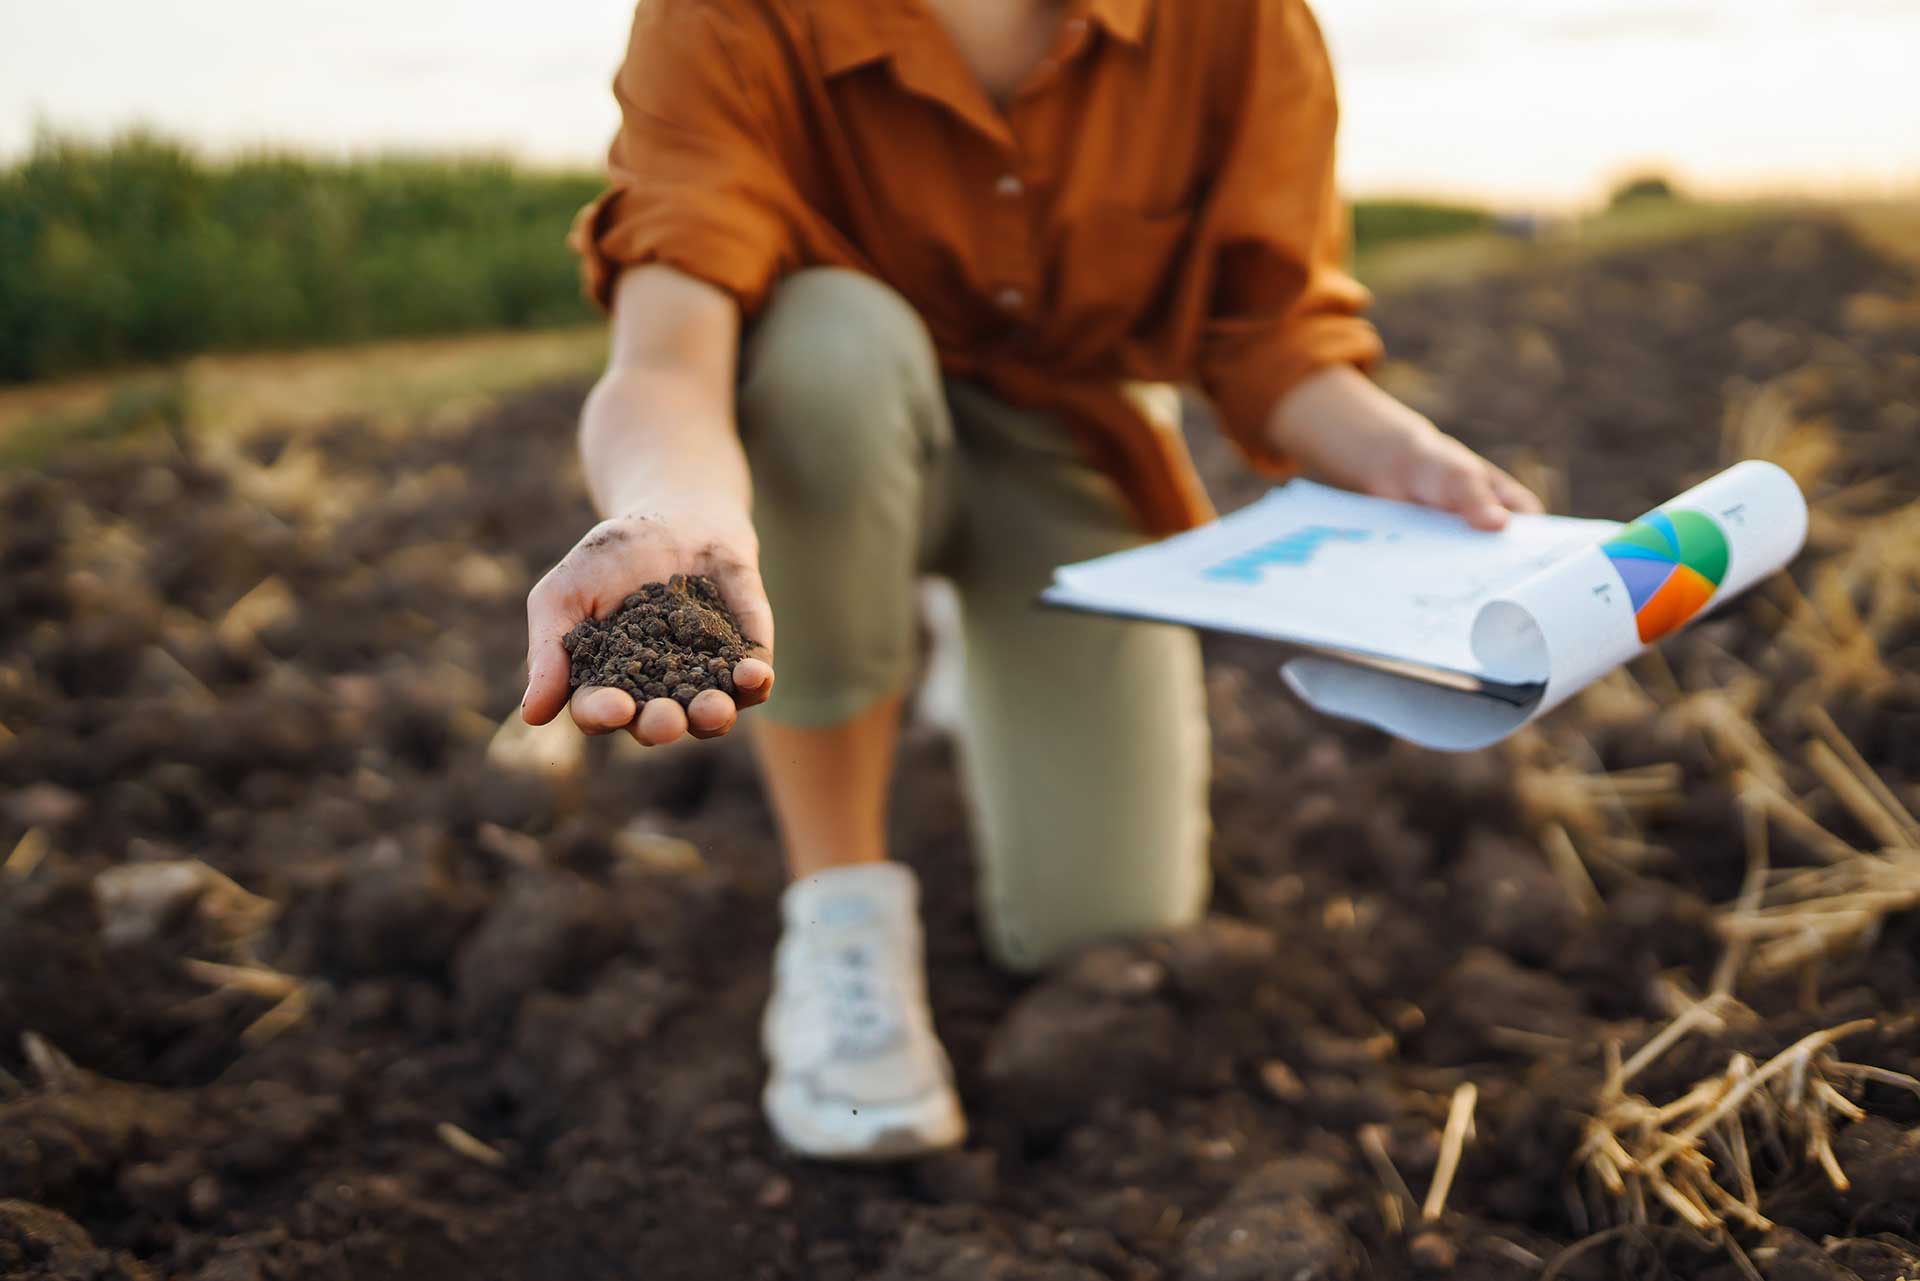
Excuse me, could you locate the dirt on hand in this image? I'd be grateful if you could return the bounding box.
[562,574,750,707]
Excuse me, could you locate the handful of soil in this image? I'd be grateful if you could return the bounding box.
[562,574,752,707]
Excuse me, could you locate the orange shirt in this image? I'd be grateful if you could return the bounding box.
[571,0,1383,534]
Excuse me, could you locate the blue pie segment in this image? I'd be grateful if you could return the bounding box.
[1610,552,1677,611]
[1644,510,1683,555]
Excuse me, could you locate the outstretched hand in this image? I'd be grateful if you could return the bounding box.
[522,506,774,746]
[1271,365,1544,531]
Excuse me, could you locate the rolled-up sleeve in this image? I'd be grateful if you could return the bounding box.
[1195,0,1384,473]
[570,2,803,314]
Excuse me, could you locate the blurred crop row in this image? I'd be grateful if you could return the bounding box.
[0,133,606,382]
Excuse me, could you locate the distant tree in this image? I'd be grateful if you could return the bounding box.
[1609,174,1683,209]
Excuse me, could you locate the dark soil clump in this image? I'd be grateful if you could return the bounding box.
[562,573,749,706]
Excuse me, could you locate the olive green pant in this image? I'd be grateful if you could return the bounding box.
[739,269,1211,972]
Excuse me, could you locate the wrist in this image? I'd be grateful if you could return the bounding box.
[600,489,755,542]
[1264,365,1441,490]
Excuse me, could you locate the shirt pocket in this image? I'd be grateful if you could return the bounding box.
[1046,201,1195,365]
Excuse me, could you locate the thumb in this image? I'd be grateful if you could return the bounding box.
[713,561,775,667]
[522,584,578,725]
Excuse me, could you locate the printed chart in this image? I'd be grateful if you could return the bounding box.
[1602,508,1731,642]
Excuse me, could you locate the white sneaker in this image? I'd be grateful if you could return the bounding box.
[761,862,967,1160]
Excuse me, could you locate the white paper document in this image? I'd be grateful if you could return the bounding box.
[1041,460,1808,750]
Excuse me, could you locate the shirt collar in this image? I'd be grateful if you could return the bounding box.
[1087,0,1151,46]
[812,3,890,77]
[814,0,1152,78]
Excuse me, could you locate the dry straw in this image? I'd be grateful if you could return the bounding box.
[1572,733,1920,1241]
[1537,414,1920,1264]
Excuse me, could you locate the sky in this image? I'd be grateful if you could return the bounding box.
[2,0,1917,207]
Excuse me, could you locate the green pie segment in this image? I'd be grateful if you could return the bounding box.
[1666,509,1730,584]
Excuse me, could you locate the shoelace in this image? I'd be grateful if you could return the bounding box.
[821,939,905,1058]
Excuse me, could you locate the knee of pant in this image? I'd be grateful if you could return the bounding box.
[977,837,1212,975]
[741,269,943,505]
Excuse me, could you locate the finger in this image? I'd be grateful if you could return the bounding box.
[1462,492,1510,530]
[686,689,738,739]
[1465,503,1510,531]
[569,685,638,735]
[1433,454,1507,531]
[1404,454,1454,510]
[634,697,689,747]
[711,561,775,667]
[1489,466,1545,515]
[522,581,578,725]
[732,658,775,709]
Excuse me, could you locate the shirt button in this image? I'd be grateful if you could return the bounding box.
[995,287,1026,312]
[994,173,1024,198]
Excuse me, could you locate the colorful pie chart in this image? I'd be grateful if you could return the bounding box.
[1602,508,1730,643]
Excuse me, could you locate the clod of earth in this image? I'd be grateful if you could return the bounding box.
[561,573,750,707]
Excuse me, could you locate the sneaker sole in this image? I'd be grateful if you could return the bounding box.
[762,1078,967,1162]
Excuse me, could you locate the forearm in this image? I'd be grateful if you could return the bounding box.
[1261,364,1436,488]
[579,263,751,520]
[579,365,749,519]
